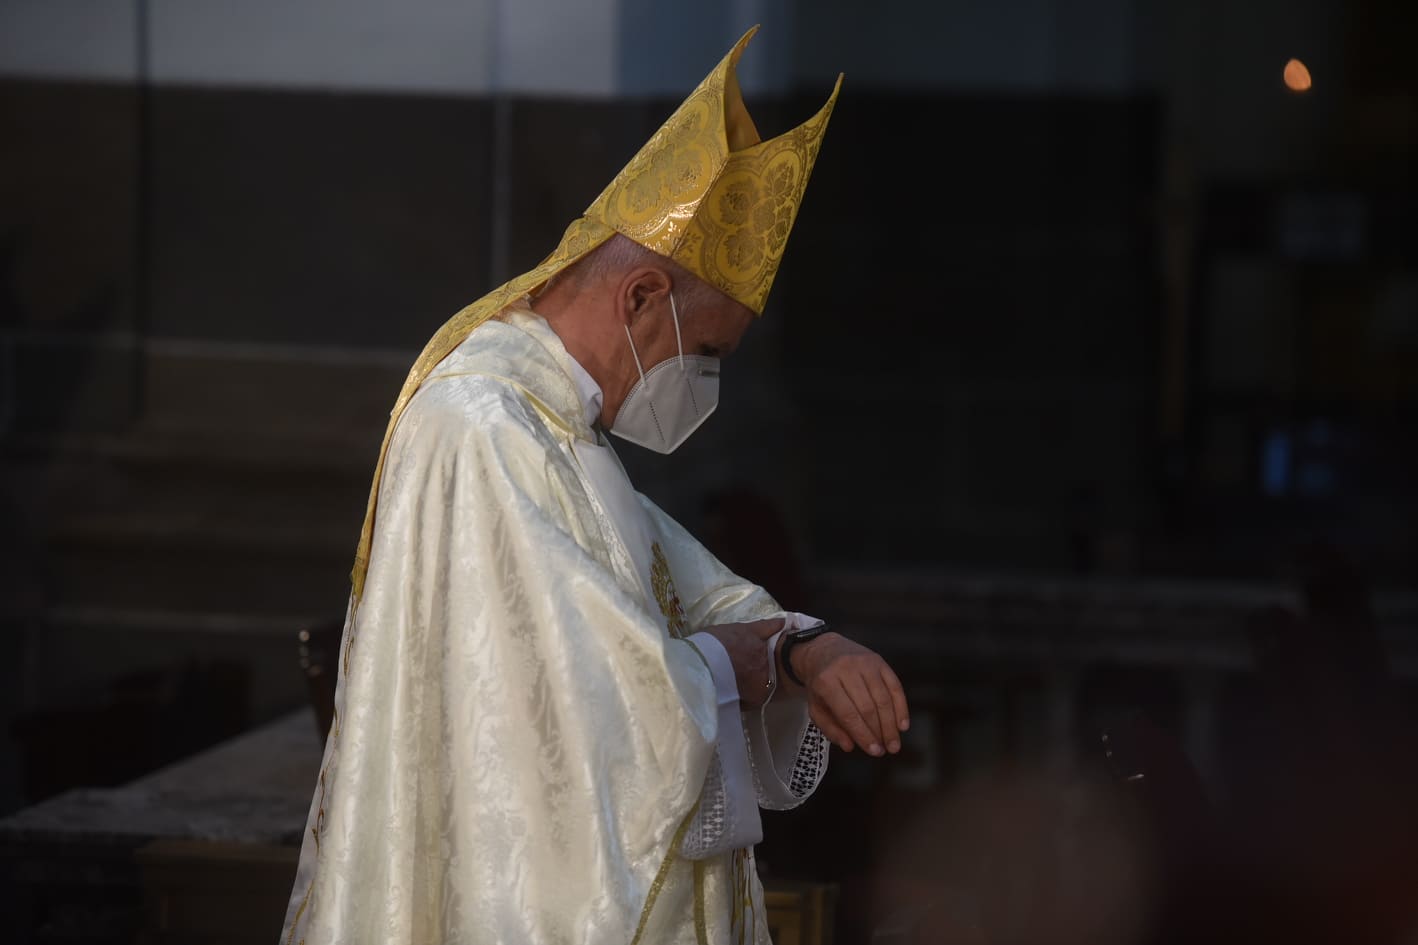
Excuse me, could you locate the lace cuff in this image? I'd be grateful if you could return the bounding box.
[745,699,829,810]
[746,612,830,810]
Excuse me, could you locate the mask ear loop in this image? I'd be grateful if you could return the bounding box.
[623,314,667,448]
[623,324,649,388]
[669,291,688,376]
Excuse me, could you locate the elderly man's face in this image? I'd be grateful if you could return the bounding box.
[596,270,756,433]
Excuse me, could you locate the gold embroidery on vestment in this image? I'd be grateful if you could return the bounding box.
[651,542,689,638]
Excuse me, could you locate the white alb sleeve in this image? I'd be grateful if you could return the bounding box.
[678,633,764,859]
[744,612,830,810]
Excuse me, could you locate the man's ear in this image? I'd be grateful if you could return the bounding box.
[621,267,673,327]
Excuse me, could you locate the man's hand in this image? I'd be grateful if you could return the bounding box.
[782,632,910,757]
[699,618,784,709]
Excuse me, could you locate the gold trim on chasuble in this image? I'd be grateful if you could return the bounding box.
[694,860,710,945]
[630,798,704,945]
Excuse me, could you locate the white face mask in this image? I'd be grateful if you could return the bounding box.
[609,291,720,454]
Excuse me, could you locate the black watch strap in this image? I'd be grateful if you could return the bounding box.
[780,622,830,687]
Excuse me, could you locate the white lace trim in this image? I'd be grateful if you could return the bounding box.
[681,751,733,859]
[748,709,829,812]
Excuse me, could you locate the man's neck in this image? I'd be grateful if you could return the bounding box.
[559,341,605,432]
[532,299,623,429]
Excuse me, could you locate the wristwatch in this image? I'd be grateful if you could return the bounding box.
[779,622,831,687]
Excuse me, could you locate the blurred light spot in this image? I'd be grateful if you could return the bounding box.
[1284,58,1313,92]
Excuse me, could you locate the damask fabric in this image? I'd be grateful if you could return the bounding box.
[281,307,826,945]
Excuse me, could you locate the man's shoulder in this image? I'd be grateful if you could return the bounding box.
[401,368,549,443]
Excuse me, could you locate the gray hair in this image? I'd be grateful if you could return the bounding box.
[544,233,720,314]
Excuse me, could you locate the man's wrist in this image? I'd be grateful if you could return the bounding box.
[785,642,809,688]
[780,623,832,688]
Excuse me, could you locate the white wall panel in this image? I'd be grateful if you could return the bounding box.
[495,0,617,96]
[0,0,138,81]
[146,0,495,93]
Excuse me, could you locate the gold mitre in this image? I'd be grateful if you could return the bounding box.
[580,24,842,314]
[348,26,841,601]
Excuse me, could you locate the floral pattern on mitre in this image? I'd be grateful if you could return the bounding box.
[674,84,839,315]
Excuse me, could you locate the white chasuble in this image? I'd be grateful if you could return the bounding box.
[281,304,827,945]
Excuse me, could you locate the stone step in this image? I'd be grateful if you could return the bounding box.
[18,605,320,742]
[6,428,377,527]
[12,335,408,445]
[5,424,375,612]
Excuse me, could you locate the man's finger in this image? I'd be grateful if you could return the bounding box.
[865,673,903,753]
[839,674,890,755]
[882,665,910,732]
[809,704,855,753]
[823,679,882,756]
